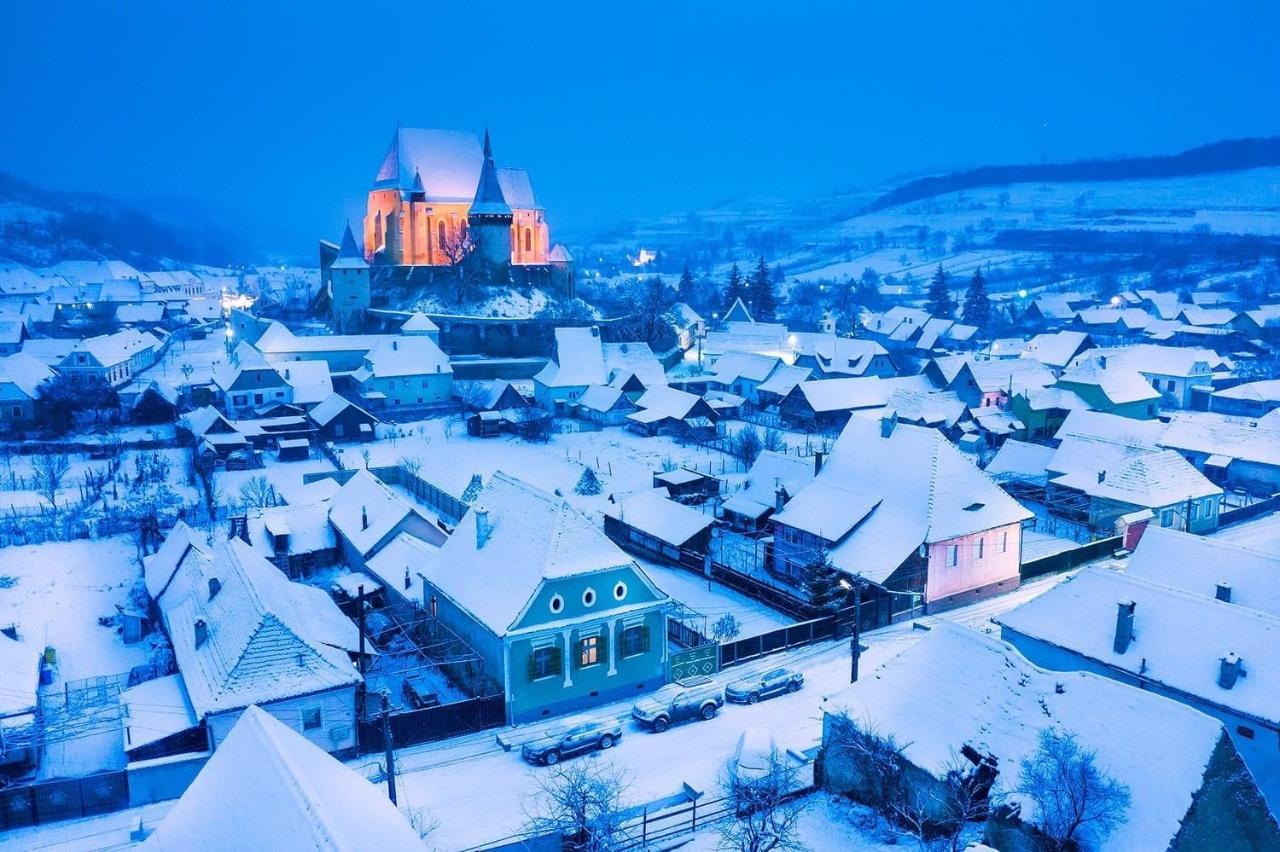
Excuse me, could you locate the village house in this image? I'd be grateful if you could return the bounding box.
[1066,344,1225,410]
[0,352,53,428]
[778,375,931,431]
[306,392,378,443]
[603,489,714,561]
[154,538,365,755]
[1054,360,1162,419]
[214,342,293,418]
[789,333,897,378]
[0,632,42,773]
[1125,526,1280,617]
[352,335,453,410]
[1209,379,1280,418]
[945,358,1056,410]
[58,328,161,388]
[770,416,1032,616]
[144,706,423,851]
[412,472,673,723]
[327,469,446,566]
[1018,329,1093,375]
[821,623,1280,851]
[572,384,637,426]
[721,450,817,533]
[997,567,1280,813]
[1158,412,1280,496]
[533,326,664,412]
[1007,386,1089,440]
[706,352,786,405]
[625,384,719,436]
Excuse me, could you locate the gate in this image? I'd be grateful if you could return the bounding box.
[669,643,719,681]
[0,770,129,831]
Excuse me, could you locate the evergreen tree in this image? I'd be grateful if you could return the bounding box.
[926,264,956,318]
[724,263,748,315]
[854,267,882,310]
[574,467,603,496]
[748,256,778,322]
[802,545,846,613]
[962,267,992,329]
[677,263,696,305]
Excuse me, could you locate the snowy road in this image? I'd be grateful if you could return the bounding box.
[1,573,1070,851]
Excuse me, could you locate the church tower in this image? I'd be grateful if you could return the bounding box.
[467,130,514,277]
[329,222,370,333]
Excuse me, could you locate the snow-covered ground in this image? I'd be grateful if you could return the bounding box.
[635,556,791,637]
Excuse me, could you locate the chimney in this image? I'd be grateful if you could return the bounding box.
[775,487,786,514]
[475,506,492,548]
[880,411,897,439]
[392,339,398,350]
[814,451,824,476]
[208,577,221,601]
[1113,600,1136,654]
[590,326,600,337]
[1098,355,1107,369]
[1218,653,1243,689]
[404,566,411,591]
[1097,470,1107,484]
[194,618,208,649]
[361,505,368,531]
[1215,582,1232,603]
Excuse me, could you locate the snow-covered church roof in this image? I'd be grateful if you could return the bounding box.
[372,127,539,209]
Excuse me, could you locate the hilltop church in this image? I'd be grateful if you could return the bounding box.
[321,128,574,332]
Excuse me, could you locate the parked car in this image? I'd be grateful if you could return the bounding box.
[632,676,724,733]
[521,720,624,765]
[725,667,804,704]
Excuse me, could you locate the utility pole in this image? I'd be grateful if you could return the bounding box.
[850,581,863,684]
[381,694,397,805]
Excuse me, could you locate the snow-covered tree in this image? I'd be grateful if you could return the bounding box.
[749,256,778,322]
[677,263,696,304]
[711,612,743,642]
[574,467,603,496]
[801,545,845,613]
[526,761,628,852]
[719,747,808,852]
[1019,729,1130,851]
[725,263,748,314]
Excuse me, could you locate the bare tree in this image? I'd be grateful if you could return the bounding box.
[823,714,910,826]
[525,761,628,852]
[453,380,493,414]
[719,747,809,852]
[711,612,743,643]
[32,453,71,514]
[1019,729,1130,851]
[238,475,280,510]
[438,225,486,304]
[889,750,1001,851]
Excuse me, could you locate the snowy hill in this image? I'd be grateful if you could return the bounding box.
[0,171,254,268]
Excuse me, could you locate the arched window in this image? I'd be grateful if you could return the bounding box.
[524,228,532,252]
[460,221,467,241]
[437,221,446,248]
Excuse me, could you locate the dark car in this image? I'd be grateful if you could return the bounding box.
[725,667,804,704]
[521,720,624,765]
[631,676,724,733]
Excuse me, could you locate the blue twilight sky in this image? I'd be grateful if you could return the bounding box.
[1,1,1277,257]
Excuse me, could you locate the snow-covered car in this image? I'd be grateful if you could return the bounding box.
[631,676,724,733]
[520,720,623,765]
[724,667,804,704]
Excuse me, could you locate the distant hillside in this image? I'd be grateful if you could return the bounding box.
[0,171,256,268]
[867,137,1280,212]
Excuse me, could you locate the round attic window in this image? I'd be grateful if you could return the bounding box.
[582,588,597,607]
[613,581,628,601]
[549,594,564,614]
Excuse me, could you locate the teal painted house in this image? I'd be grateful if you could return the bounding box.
[418,472,672,724]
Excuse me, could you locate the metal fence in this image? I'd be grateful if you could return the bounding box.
[719,613,841,669]
[0,770,129,832]
[1218,495,1280,528]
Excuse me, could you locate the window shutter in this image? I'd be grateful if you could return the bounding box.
[527,651,539,682]
[598,631,607,663]
[640,626,651,654]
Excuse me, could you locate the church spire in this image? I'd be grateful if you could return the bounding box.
[338,221,361,259]
[469,127,511,217]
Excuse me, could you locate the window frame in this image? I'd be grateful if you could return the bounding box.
[301,705,323,731]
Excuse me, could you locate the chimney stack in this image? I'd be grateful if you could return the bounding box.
[475,506,492,548]
[194,618,208,649]
[814,451,824,476]
[880,411,897,439]
[1097,470,1107,484]
[1218,653,1243,689]
[1113,600,1136,654]
[208,577,221,601]
[775,487,786,514]
[361,506,369,531]
[1215,582,1232,603]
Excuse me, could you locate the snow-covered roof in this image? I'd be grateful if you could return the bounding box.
[710,352,781,385]
[755,363,811,397]
[328,470,430,559]
[954,358,1056,395]
[998,568,1280,726]
[0,633,40,718]
[361,336,451,379]
[604,490,713,547]
[984,439,1057,484]
[1016,386,1089,413]
[400,312,439,333]
[428,472,654,635]
[722,450,816,521]
[330,222,368,271]
[115,302,165,324]
[166,540,361,718]
[470,130,511,216]
[280,360,333,405]
[1178,306,1237,327]
[1212,379,1280,405]
[774,418,1032,582]
[121,674,197,753]
[1054,409,1165,447]
[1048,435,1221,506]
[1074,307,1154,329]
[145,521,212,603]
[1126,526,1280,617]
[575,384,631,414]
[1057,361,1161,406]
[826,623,1233,851]
[144,705,422,851]
[864,388,966,428]
[790,334,889,376]
[0,352,53,399]
[66,329,160,369]
[246,502,337,561]
[792,375,931,414]
[372,127,539,211]
[364,532,439,602]
[1069,344,1224,379]
[49,260,144,284]
[535,326,606,388]
[1159,412,1280,468]
[631,385,711,421]
[603,341,665,388]
[1020,330,1090,369]
[308,393,374,428]
[702,322,790,359]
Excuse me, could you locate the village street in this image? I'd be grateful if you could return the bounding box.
[4,571,1069,852]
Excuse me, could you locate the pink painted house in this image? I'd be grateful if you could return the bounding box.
[770,415,1032,620]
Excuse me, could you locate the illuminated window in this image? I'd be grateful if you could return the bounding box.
[579,636,599,667]
[438,221,446,248]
